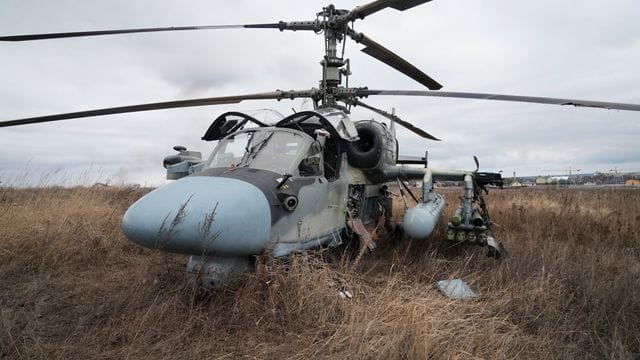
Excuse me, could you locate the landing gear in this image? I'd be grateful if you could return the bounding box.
[186,255,251,288]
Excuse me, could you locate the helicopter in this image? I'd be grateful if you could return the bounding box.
[2,0,639,286]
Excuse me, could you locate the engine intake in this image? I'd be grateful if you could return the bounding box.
[346,121,397,177]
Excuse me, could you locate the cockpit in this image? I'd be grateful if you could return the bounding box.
[204,128,322,176]
[196,108,357,181]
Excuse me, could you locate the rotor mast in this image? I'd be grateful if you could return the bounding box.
[318,5,351,107]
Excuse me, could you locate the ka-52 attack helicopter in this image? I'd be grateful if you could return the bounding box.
[2,0,640,286]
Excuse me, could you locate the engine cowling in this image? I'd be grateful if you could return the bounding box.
[346,121,397,175]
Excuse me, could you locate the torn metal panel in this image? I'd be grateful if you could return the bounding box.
[436,279,478,300]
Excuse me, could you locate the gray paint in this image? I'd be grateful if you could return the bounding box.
[122,176,271,256]
[187,255,251,288]
[195,166,315,226]
[436,279,478,300]
[403,194,445,239]
[270,154,350,256]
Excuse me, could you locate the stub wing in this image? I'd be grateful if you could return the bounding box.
[386,163,505,257]
[393,158,503,187]
[384,164,473,182]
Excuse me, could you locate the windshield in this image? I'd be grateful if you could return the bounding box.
[205,129,312,174]
[206,131,252,168]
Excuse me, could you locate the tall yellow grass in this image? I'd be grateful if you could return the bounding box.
[1,186,639,359]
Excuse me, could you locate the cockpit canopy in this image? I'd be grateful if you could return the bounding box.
[202,107,358,142]
[202,108,356,180]
[204,128,322,176]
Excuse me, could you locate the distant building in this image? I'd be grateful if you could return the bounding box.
[535,176,569,185]
[626,179,640,186]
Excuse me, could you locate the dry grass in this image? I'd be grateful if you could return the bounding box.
[1,185,639,359]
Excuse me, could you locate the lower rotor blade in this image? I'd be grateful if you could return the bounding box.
[354,90,640,112]
[0,90,315,127]
[354,100,440,140]
[389,0,434,11]
[0,23,283,41]
[349,31,442,90]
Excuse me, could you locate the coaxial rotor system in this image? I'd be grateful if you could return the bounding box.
[1,0,639,140]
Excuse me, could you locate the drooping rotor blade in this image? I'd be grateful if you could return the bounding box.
[0,90,316,127]
[353,89,640,111]
[0,23,287,41]
[354,99,440,140]
[348,0,433,21]
[348,30,442,90]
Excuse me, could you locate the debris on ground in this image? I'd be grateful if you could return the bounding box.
[436,279,478,300]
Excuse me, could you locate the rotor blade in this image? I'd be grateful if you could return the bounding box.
[354,89,640,112]
[348,30,442,90]
[348,0,433,20]
[0,90,315,127]
[0,23,284,41]
[354,99,440,140]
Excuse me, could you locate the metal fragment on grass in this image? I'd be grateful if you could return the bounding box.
[339,289,353,299]
[436,279,478,300]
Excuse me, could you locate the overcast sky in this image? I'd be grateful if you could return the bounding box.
[1,0,639,186]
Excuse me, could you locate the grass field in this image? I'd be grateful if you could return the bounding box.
[1,186,639,359]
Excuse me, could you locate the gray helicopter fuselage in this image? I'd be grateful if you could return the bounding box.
[121,109,397,270]
[119,107,505,286]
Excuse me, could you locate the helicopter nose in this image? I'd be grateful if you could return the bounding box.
[122,176,271,256]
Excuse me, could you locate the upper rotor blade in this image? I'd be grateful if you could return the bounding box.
[0,23,283,41]
[349,0,433,20]
[349,30,442,90]
[0,90,315,127]
[355,100,440,140]
[354,90,640,112]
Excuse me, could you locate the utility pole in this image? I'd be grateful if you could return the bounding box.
[568,166,581,185]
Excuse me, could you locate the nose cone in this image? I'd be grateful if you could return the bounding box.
[122,176,271,256]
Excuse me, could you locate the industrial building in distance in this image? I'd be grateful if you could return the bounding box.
[506,171,640,187]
